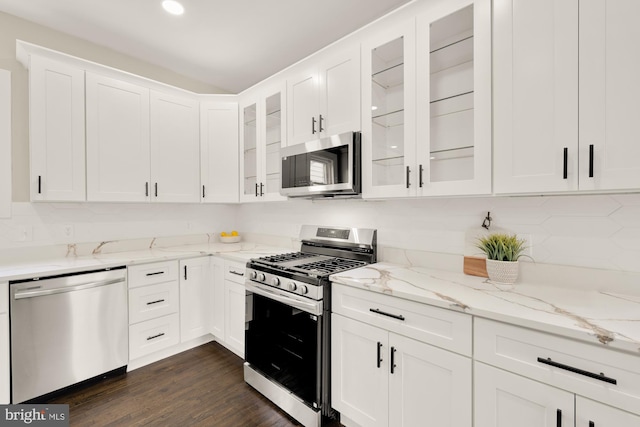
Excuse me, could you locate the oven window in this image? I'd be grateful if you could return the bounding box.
[245,293,322,408]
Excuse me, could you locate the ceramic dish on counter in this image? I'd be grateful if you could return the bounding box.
[220,235,241,243]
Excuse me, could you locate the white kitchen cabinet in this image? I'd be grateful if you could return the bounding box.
[578,0,640,192]
[287,45,360,146]
[415,0,492,196]
[150,90,200,203]
[86,72,151,202]
[240,82,286,202]
[200,99,239,203]
[179,256,212,342]
[28,56,86,202]
[576,396,640,427]
[475,362,575,427]
[223,261,247,358]
[332,314,471,427]
[0,282,9,404]
[0,70,10,219]
[210,256,225,340]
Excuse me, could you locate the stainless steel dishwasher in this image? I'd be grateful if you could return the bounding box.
[10,266,128,403]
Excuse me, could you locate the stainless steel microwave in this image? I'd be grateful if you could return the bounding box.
[280,131,361,198]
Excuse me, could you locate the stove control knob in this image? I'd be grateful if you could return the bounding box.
[299,285,309,295]
[257,273,266,282]
[249,271,257,280]
[288,282,298,292]
[271,277,280,287]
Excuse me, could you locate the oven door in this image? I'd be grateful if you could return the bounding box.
[245,282,323,410]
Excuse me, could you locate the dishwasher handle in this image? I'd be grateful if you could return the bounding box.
[14,277,125,300]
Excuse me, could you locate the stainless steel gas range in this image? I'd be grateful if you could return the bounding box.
[244,225,377,427]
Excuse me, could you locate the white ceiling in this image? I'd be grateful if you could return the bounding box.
[0,0,413,93]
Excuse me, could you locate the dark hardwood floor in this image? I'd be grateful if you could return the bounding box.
[41,342,342,427]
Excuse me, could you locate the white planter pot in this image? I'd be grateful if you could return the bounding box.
[485,259,519,285]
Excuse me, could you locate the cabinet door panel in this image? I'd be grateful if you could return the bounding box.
[389,333,471,427]
[0,71,10,218]
[580,0,640,191]
[331,314,388,427]
[0,310,8,404]
[493,0,578,194]
[180,257,211,342]
[287,70,318,146]
[475,362,575,427]
[320,46,361,137]
[29,57,85,201]
[577,396,640,427]
[86,73,150,202]
[150,91,200,203]
[210,257,225,340]
[224,280,246,358]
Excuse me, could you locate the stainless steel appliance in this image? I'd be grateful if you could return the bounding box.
[280,131,361,198]
[244,225,377,427]
[10,267,128,403]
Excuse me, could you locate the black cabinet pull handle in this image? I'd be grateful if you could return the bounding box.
[589,144,594,178]
[229,270,244,276]
[255,183,259,197]
[146,299,165,305]
[406,166,411,188]
[260,182,264,196]
[589,422,594,427]
[202,185,206,199]
[319,114,324,132]
[563,147,568,179]
[557,409,562,427]
[184,265,188,280]
[145,271,164,277]
[390,347,396,374]
[147,332,165,341]
[376,342,382,368]
[145,182,149,197]
[537,357,617,384]
[38,175,42,194]
[370,308,405,321]
[312,116,317,134]
[419,164,424,188]
[154,182,158,197]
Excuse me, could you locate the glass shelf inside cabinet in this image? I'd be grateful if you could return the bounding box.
[264,92,281,195]
[244,103,258,195]
[429,5,475,183]
[371,36,405,187]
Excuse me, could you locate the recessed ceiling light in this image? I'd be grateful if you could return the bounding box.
[162,0,184,15]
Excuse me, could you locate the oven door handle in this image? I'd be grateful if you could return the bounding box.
[245,282,322,316]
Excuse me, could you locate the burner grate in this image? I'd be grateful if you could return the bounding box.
[258,252,316,263]
[294,258,367,275]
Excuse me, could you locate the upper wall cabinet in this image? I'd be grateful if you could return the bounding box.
[494,0,640,194]
[86,73,200,203]
[200,99,239,203]
[86,73,151,202]
[362,0,491,199]
[149,91,200,203]
[287,45,360,146]
[0,70,10,218]
[29,56,86,202]
[240,82,286,202]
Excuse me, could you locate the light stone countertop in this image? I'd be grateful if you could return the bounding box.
[329,262,640,355]
[0,242,292,282]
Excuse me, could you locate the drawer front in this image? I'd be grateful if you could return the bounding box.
[129,281,179,324]
[128,261,178,289]
[0,282,7,313]
[475,318,640,416]
[224,261,246,284]
[129,313,180,360]
[332,283,472,356]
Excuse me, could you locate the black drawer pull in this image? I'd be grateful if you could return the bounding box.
[563,147,568,179]
[557,409,562,427]
[376,342,382,368]
[229,270,244,276]
[419,164,424,188]
[145,271,164,277]
[537,357,617,385]
[202,185,206,198]
[589,422,594,427]
[146,299,165,305]
[38,175,42,194]
[147,332,165,341]
[390,347,397,374]
[370,308,405,321]
[406,166,411,188]
[589,144,594,178]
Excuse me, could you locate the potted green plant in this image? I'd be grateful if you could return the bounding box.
[475,233,528,284]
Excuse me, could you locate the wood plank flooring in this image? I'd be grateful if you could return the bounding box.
[41,341,342,427]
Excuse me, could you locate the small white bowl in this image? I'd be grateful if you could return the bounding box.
[220,235,241,243]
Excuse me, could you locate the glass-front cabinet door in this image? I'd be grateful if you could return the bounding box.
[239,84,286,202]
[362,21,417,198]
[416,0,491,196]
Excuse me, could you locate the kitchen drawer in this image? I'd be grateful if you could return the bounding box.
[475,318,640,416]
[224,261,246,284]
[129,313,180,360]
[128,261,178,288]
[332,283,472,356]
[0,282,7,313]
[128,281,179,325]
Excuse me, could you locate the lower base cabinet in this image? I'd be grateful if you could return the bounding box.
[331,313,471,427]
[576,396,640,427]
[179,256,212,342]
[211,258,247,358]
